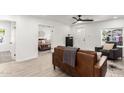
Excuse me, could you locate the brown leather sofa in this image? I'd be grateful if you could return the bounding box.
[52,46,107,77]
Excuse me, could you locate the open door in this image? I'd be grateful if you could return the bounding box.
[0,20,16,63]
[10,21,16,60]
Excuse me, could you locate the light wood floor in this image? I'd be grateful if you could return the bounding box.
[0,51,124,77]
[0,51,14,64]
[0,51,69,77]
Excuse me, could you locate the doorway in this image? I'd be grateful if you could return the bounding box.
[38,24,53,55]
[0,20,16,64]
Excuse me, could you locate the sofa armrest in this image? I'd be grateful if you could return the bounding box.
[94,56,107,77]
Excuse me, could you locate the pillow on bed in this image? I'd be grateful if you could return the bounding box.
[42,40,46,44]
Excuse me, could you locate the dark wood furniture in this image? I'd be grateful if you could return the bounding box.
[65,36,73,47]
[52,46,107,77]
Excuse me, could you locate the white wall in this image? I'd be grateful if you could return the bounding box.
[0,16,70,61]
[71,18,124,51]
[50,22,70,48]
[15,16,70,61]
[0,21,11,52]
[14,16,38,61]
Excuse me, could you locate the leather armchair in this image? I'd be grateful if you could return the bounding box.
[52,46,107,77]
[95,43,122,60]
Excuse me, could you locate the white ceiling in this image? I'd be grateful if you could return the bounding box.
[34,15,124,25]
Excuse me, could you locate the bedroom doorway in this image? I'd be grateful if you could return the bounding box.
[38,24,53,55]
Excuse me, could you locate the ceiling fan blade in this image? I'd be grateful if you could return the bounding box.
[80,19,94,21]
[72,21,77,24]
[72,17,78,20]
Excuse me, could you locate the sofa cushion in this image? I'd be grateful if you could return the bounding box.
[103,43,114,50]
[79,50,97,64]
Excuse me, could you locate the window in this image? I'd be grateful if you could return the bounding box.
[0,28,5,43]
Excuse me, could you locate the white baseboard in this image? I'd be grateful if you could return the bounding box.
[16,55,38,62]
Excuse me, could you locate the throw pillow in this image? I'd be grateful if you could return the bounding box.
[103,43,114,50]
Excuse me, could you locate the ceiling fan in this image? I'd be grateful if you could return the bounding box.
[72,15,94,24]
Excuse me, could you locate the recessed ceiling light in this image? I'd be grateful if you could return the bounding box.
[113,16,118,19]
